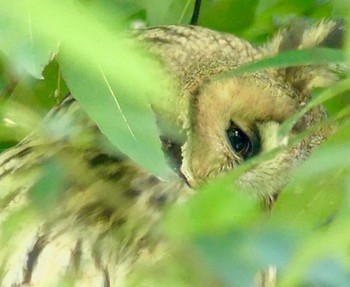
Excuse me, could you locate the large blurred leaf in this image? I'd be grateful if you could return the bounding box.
[29,160,65,212]
[276,207,350,287]
[0,101,41,142]
[0,0,173,178]
[194,227,299,287]
[270,123,350,286]
[164,173,260,240]
[302,257,350,287]
[271,123,350,228]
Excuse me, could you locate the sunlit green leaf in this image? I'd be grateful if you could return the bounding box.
[0,2,58,78]
[0,101,41,141]
[0,0,173,178]
[217,48,345,80]
[279,79,350,139]
[271,123,350,228]
[164,172,260,240]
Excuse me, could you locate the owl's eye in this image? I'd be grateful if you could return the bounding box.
[226,126,252,159]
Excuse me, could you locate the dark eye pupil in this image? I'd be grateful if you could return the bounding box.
[226,127,252,158]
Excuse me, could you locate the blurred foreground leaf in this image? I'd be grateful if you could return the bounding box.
[194,227,299,287]
[0,0,173,178]
[0,101,41,142]
[29,160,65,211]
[272,123,350,228]
[270,123,350,286]
[164,174,260,240]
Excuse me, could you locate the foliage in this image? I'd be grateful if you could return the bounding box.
[0,0,350,286]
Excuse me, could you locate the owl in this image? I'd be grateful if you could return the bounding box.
[0,20,343,287]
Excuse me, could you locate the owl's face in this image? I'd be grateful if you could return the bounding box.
[180,74,303,203]
[144,22,340,204]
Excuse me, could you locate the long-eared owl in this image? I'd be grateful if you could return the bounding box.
[0,15,343,287]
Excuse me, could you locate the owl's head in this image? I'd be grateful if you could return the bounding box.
[142,20,343,205]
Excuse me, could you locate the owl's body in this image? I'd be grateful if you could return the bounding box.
[0,22,342,286]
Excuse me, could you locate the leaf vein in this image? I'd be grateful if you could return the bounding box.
[98,66,137,141]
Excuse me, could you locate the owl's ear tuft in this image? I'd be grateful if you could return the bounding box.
[267,19,345,53]
[266,19,346,95]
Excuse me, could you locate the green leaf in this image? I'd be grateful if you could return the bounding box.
[277,210,350,287]
[0,2,58,78]
[193,227,300,287]
[215,48,348,139]
[272,123,350,229]
[216,48,345,80]
[144,0,193,25]
[0,0,173,178]
[30,160,65,211]
[164,171,260,240]
[9,59,68,113]
[278,79,350,139]
[200,0,259,33]
[303,257,350,287]
[0,101,41,141]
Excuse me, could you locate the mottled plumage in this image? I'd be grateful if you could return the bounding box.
[0,21,343,286]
